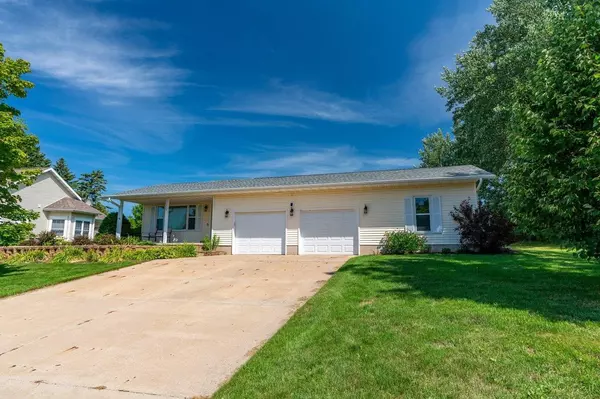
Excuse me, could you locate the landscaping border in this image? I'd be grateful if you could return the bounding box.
[0,244,203,256]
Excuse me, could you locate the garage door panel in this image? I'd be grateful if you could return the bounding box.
[235,212,285,255]
[300,210,357,255]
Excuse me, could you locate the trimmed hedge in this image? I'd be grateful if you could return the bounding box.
[2,244,198,265]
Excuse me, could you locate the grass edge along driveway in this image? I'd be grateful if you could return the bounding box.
[0,261,138,298]
[214,246,600,399]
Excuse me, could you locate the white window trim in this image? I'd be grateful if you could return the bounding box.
[156,205,199,232]
[74,219,92,238]
[49,217,68,238]
[414,196,432,233]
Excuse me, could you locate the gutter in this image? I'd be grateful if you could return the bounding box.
[104,173,497,201]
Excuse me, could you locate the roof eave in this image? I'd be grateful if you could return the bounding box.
[44,208,102,215]
[105,173,496,200]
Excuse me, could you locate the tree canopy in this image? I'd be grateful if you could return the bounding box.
[418,129,458,168]
[0,43,39,226]
[506,0,600,257]
[130,204,144,229]
[53,157,75,185]
[76,170,108,214]
[429,0,600,257]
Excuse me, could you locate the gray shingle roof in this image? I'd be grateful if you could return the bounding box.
[109,165,494,198]
[44,197,104,215]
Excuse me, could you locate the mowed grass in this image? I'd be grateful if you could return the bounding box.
[215,246,600,399]
[0,261,137,298]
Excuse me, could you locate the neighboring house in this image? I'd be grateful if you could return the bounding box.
[106,165,494,254]
[13,168,104,240]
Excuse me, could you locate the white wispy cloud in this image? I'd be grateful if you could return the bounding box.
[213,79,391,125]
[214,1,493,127]
[222,145,419,176]
[3,0,308,155]
[0,0,185,98]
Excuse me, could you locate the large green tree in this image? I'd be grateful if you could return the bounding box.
[437,0,568,175]
[23,143,51,168]
[76,170,108,214]
[437,0,600,257]
[53,157,75,185]
[0,43,39,244]
[506,1,600,257]
[418,129,458,168]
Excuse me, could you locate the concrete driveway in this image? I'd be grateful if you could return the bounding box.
[0,255,349,398]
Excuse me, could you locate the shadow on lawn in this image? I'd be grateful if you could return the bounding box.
[0,263,25,278]
[341,251,600,323]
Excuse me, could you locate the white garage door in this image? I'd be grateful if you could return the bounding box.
[234,212,285,255]
[300,210,357,255]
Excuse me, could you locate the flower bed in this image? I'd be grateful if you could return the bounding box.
[0,244,201,264]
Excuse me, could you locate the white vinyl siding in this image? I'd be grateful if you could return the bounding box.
[212,182,477,248]
[14,172,79,235]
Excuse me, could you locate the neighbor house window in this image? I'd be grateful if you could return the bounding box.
[51,219,65,237]
[415,197,431,232]
[74,220,91,238]
[156,205,197,231]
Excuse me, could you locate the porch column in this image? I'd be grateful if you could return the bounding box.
[162,199,170,243]
[116,200,124,239]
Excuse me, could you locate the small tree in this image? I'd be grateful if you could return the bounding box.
[98,212,132,236]
[450,200,515,254]
[53,158,75,185]
[76,170,108,213]
[130,204,143,229]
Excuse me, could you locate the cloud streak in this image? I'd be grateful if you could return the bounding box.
[224,145,419,176]
[214,1,493,127]
[0,0,186,98]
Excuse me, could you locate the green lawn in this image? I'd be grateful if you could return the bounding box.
[215,246,600,399]
[0,261,137,298]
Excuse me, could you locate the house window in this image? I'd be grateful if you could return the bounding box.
[415,197,431,232]
[188,206,196,230]
[51,219,65,237]
[75,220,91,238]
[156,205,197,231]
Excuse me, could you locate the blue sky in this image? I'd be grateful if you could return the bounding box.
[2,0,493,203]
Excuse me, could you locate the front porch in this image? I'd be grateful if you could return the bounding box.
[113,195,214,244]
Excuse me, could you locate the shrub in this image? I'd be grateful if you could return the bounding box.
[202,235,221,252]
[98,212,133,236]
[94,233,119,245]
[450,199,516,254]
[441,247,453,255]
[19,238,39,246]
[37,231,59,246]
[98,244,197,263]
[51,247,86,263]
[7,250,47,264]
[378,231,428,255]
[85,250,101,263]
[119,236,155,246]
[72,236,93,246]
[0,222,35,246]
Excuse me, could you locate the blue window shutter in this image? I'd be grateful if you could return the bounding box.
[404,197,415,232]
[431,196,443,233]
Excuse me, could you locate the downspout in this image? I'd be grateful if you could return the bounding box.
[476,178,484,191]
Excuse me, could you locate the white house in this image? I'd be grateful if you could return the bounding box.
[13,168,104,240]
[106,165,494,254]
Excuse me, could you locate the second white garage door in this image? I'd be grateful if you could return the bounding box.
[234,212,286,254]
[300,210,357,255]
